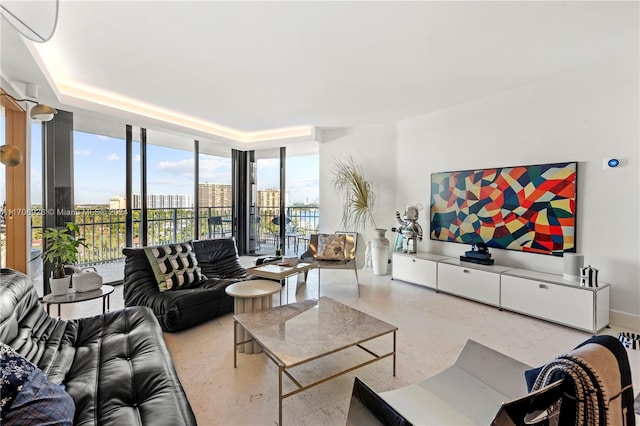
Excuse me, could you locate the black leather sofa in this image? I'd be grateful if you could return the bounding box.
[124,238,250,332]
[0,268,196,425]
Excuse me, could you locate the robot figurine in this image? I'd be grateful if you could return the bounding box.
[395,204,424,254]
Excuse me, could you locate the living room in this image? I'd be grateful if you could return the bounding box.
[1,1,639,425]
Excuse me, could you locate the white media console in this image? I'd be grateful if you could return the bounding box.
[392,252,610,334]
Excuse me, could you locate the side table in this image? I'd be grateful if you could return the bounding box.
[225,280,281,354]
[43,285,115,317]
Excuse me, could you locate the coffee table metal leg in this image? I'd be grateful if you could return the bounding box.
[46,303,50,315]
[393,330,397,377]
[279,366,283,425]
[58,304,61,317]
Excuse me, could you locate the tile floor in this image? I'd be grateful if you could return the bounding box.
[53,259,640,426]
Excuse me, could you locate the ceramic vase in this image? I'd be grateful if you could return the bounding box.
[49,276,71,296]
[371,228,390,275]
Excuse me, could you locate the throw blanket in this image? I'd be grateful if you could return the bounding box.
[529,335,635,426]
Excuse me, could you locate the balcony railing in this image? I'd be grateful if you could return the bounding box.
[31,205,319,266]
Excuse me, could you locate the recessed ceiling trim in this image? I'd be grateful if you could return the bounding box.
[56,82,317,143]
[27,41,318,144]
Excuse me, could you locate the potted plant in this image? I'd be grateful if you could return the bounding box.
[332,156,389,275]
[41,222,87,295]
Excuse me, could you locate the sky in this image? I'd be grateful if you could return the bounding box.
[25,126,319,206]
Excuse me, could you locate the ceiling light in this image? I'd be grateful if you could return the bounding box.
[0,145,23,167]
[30,103,58,121]
[0,93,58,122]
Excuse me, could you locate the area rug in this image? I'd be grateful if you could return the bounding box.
[635,392,640,416]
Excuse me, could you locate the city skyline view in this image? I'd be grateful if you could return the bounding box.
[26,126,319,207]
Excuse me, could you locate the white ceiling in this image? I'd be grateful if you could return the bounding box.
[1,1,638,150]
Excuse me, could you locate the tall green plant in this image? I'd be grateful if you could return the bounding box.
[41,222,88,279]
[332,156,377,232]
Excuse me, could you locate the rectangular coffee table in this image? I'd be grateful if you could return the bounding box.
[246,260,318,304]
[233,296,397,425]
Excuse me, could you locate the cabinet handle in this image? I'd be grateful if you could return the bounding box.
[538,283,548,289]
[463,269,470,274]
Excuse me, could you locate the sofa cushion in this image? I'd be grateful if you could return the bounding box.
[317,233,347,260]
[144,242,203,291]
[1,343,75,425]
[192,238,248,279]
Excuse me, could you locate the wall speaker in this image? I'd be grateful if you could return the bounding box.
[563,253,583,282]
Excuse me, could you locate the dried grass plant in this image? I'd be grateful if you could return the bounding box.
[332,156,377,232]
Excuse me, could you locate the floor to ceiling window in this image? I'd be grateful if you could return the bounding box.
[251,147,319,256]
[254,149,282,255]
[197,150,232,240]
[285,153,319,255]
[73,130,126,283]
[29,122,43,292]
[145,130,195,245]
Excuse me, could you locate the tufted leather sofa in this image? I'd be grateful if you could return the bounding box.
[0,268,196,425]
[124,238,251,332]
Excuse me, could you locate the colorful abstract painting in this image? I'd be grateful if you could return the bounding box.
[430,162,577,256]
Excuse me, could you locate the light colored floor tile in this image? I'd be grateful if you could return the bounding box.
[55,258,640,426]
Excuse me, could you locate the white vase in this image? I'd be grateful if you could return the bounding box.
[371,228,390,275]
[50,276,71,296]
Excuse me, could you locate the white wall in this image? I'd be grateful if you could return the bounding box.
[319,124,397,266]
[396,56,639,318]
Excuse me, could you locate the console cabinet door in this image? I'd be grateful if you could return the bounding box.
[392,254,437,289]
[501,275,593,331]
[437,263,500,306]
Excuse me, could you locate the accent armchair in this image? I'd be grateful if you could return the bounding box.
[300,232,359,297]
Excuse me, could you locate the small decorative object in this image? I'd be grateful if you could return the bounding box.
[40,222,88,295]
[563,253,584,282]
[363,241,372,270]
[394,204,424,253]
[460,242,494,265]
[371,229,390,275]
[580,265,598,287]
[68,266,103,293]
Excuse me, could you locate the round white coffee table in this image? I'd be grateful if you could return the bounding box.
[226,279,281,354]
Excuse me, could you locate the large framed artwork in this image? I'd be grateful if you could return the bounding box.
[430,162,577,256]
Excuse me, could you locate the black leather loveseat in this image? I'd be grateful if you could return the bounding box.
[124,238,251,332]
[0,268,196,425]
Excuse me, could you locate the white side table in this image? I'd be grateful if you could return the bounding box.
[226,280,281,354]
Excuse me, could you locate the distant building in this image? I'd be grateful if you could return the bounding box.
[257,189,290,208]
[109,196,126,209]
[112,194,192,209]
[199,183,232,207]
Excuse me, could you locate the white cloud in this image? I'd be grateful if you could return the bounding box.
[74,150,90,156]
[134,154,140,162]
[97,135,109,141]
[158,158,194,171]
[106,153,119,161]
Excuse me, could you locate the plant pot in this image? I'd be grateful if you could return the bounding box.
[50,276,71,296]
[371,228,390,276]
